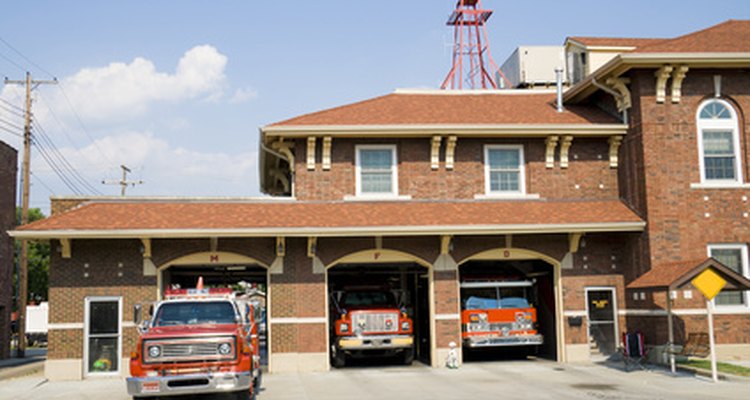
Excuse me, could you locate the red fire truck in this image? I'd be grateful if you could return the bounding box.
[330,288,414,367]
[127,281,261,400]
[460,280,543,349]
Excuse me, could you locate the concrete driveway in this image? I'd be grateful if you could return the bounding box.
[1,360,747,400]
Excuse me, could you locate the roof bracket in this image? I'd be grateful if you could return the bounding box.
[569,232,584,253]
[608,136,623,168]
[670,66,689,103]
[276,237,286,257]
[59,238,72,259]
[322,136,332,171]
[140,238,152,258]
[306,137,316,171]
[440,235,453,255]
[654,65,674,103]
[605,77,631,112]
[445,136,457,170]
[431,136,442,170]
[307,237,317,258]
[560,136,574,169]
[545,136,559,168]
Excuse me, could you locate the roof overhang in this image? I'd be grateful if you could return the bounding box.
[627,258,750,292]
[564,52,750,103]
[9,221,645,240]
[261,123,628,138]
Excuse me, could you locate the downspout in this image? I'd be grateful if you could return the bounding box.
[258,129,295,197]
[592,77,628,123]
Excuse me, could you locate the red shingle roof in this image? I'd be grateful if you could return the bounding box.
[627,260,706,290]
[16,199,643,235]
[268,92,620,127]
[567,37,665,48]
[635,20,750,53]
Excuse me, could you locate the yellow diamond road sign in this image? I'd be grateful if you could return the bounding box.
[691,268,727,300]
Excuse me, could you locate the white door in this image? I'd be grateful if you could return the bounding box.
[84,297,122,376]
[586,288,618,356]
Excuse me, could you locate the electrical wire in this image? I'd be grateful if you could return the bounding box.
[56,85,115,165]
[31,135,84,195]
[0,36,56,79]
[0,117,24,132]
[30,171,56,195]
[0,50,25,72]
[0,98,24,113]
[0,125,22,138]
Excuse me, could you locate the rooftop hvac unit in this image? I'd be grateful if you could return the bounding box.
[499,46,567,89]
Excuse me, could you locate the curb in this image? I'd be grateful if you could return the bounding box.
[676,364,750,383]
[0,360,44,381]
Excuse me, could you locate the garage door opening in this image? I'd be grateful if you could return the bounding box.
[327,262,431,368]
[459,259,557,362]
[161,264,268,367]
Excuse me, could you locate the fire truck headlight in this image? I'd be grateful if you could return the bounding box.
[401,321,410,331]
[148,345,161,358]
[218,343,232,355]
[340,323,349,333]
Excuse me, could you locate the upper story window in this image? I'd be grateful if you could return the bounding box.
[355,145,398,197]
[708,244,749,307]
[484,145,526,195]
[697,99,743,184]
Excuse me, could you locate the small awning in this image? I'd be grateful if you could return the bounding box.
[627,258,750,292]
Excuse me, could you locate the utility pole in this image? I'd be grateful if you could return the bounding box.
[102,165,143,196]
[4,72,57,358]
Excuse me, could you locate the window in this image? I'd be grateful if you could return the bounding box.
[697,100,743,184]
[708,244,749,306]
[84,297,122,375]
[356,145,398,196]
[484,145,526,195]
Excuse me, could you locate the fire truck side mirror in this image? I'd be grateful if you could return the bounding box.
[133,304,142,324]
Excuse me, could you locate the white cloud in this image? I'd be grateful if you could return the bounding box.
[229,87,259,104]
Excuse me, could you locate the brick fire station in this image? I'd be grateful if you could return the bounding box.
[9,20,750,380]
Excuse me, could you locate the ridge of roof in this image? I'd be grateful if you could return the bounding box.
[567,36,665,48]
[633,19,750,53]
[268,93,395,127]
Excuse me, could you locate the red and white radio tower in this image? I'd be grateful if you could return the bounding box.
[441,0,509,90]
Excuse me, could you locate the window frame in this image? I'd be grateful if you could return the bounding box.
[83,296,123,377]
[355,144,399,197]
[696,99,744,185]
[707,243,750,309]
[484,144,527,196]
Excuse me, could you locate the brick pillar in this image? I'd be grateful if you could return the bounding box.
[268,238,328,372]
[433,269,461,367]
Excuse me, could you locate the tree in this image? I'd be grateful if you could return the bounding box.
[14,208,49,306]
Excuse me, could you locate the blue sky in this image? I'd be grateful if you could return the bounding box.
[0,1,748,212]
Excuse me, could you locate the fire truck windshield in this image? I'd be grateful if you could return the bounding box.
[461,287,531,309]
[341,291,397,308]
[153,301,237,326]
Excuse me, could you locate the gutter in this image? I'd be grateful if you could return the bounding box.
[591,77,628,122]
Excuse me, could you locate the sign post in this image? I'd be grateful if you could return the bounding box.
[691,268,727,383]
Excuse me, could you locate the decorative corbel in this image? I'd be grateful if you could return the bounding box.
[276,237,286,257]
[271,140,295,172]
[670,66,689,104]
[608,136,623,168]
[654,65,673,103]
[210,237,218,252]
[560,136,574,169]
[545,136,559,168]
[306,136,316,170]
[307,237,317,258]
[375,236,383,250]
[606,77,631,111]
[60,238,72,259]
[431,136,442,170]
[269,168,290,193]
[322,136,332,171]
[445,136,457,170]
[440,235,453,255]
[504,234,513,248]
[140,238,152,259]
[569,232,584,253]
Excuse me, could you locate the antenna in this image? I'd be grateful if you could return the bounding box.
[441,0,510,90]
[102,164,143,196]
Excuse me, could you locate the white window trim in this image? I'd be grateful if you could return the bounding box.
[695,99,744,186]
[83,296,123,377]
[584,287,620,352]
[484,144,527,196]
[355,144,399,197]
[707,243,750,309]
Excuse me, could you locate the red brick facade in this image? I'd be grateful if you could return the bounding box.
[0,141,17,360]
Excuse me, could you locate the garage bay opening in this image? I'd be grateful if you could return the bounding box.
[327,262,431,368]
[161,264,268,367]
[459,259,557,362]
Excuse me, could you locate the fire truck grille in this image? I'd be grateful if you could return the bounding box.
[351,312,399,333]
[162,343,221,358]
[143,337,235,363]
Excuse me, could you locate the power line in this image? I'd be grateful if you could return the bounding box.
[0,125,23,138]
[0,50,25,72]
[31,134,84,195]
[0,102,26,118]
[0,36,56,79]
[0,98,25,113]
[56,84,115,165]
[0,116,25,131]
[30,170,55,195]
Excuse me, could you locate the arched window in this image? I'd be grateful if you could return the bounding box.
[696,99,743,184]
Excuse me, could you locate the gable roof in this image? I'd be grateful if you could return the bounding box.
[634,20,750,54]
[627,258,750,292]
[11,199,644,239]
[266,91,620,128]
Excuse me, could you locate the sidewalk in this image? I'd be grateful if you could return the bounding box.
[0,348,46,380]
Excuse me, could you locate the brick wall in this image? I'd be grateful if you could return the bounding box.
[0,141,17,360]
[294,137,620,201]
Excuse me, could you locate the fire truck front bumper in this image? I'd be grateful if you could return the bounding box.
[126,371,252,397]
[337,334,413,350]
[464,334,543,348]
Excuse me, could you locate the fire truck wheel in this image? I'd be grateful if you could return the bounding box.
[234,389,253,400]
[402,348,414,365]
[331,350,346,368]
[253,368,263,391]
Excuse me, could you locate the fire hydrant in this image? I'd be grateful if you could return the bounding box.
[446,341,459,369]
